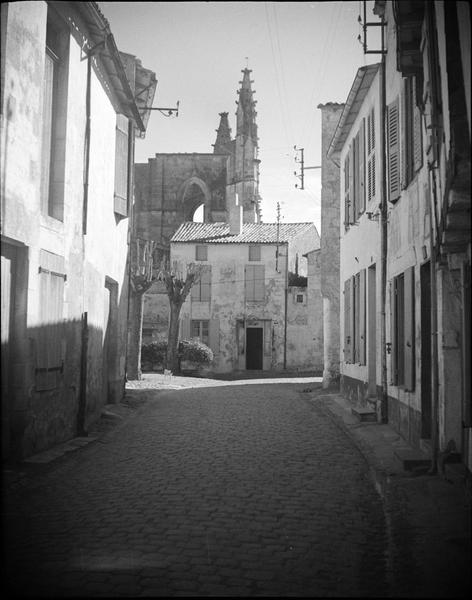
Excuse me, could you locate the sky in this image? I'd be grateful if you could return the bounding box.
[98,1,381,231]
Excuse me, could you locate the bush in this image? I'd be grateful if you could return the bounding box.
[141,339,213,367]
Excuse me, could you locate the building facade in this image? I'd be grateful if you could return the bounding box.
[169,209,321,374]
[329,65,383,414]
[333,0,470,472]
[1,1,156,459]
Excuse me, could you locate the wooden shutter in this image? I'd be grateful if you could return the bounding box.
[358,119,366,214]
[413,78,423,173]
[201,266,211,302]
[37,250,65,390]
[344,154,350,229]
[404,266,415,391]
[344,278,351,362]
[114,114,129,217]
[354,273,360,363]
[348,144,355,224]
[209,318,220,355]
[254,265,265,301]
[359,269,366,365]
[353,135,358,221]
[244,265,252,301]
[401,78,409,189]
[367,109,376,204]
[387,98,401,203]
[389,281,397,385]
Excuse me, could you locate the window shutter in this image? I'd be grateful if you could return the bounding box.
[201,266,211,302]
[354,273,360,363]
[244,265,251,301]
[209,318,220,355]
[358,119,365,214]
[359,269,366,365]
[400,79,409,190]
[367,109,376,204]
[344,278,351,362]
[37,250,65,391]
[348,144,355,224]
[114,114,129,217]
[387,97,401,203]
[389,281,397,385]
[353,135,358,221]
[404,266,415,391]
[180,316,190,340]
[254,265,265,301]
[413,86,423,173]
[344,154,350,229]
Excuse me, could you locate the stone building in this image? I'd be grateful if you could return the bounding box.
[331,1,470,473]
[0,1,156,459]
[317,103,345,388]
[328,64,383,415]
[169,201,322,374]
[131,68,262,370]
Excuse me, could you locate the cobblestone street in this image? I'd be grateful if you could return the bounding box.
[3,377,470,597]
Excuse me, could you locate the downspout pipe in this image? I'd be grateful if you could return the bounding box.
[283,242,288,370]
[379,12,389,422]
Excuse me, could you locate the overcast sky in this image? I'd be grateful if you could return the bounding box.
[98,1,381,230]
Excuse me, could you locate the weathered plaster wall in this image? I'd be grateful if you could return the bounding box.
[318,103,344,387]
[339,70,382,406]
[170,241,302,373]
[1,2,131,457]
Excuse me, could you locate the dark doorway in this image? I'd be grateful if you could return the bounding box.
[421,262,431,439]
[246,327,263,370]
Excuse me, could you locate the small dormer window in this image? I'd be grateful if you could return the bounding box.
[195,245,207,261]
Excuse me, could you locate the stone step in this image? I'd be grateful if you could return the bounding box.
[394,448,431,471]
[351,407,377,422]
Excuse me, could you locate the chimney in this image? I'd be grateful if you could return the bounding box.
[227,186,243,235]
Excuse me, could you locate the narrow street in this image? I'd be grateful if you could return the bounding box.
[4,380,391,598]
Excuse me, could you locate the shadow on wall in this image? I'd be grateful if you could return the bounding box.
[1,317,126,462]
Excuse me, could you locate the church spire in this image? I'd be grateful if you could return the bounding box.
[213,112,232,154]
[236,68,258,141]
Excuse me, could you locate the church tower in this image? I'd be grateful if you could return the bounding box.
[233,68,261,223]
[212,68,262,225]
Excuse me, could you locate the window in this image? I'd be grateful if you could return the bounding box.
[344,116,367,228]
[41,12,68,221]
[343,270,366,365]
[36,250,66,390]
[388,77,422,203]
[191,265,211,301]
[401,76,423,189]
[249,244,261,261]
[114,114,131,217]
[245,265,265,302]
[390,267,415,390]
[195,245,208,261]
[191,319,209,346]
[366,109,375,205]
[296,294,304,303]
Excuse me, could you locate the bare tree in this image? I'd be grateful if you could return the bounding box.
[127,238,156,380]
[158,260,202,374]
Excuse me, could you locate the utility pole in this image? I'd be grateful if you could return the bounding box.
[294,146,321,190]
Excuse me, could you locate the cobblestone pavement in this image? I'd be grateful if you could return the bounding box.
[3,381,391,598]
[3,378,470,598]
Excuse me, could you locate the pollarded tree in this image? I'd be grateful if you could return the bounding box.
[158,260,202,374]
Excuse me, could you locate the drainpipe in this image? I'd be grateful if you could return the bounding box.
[283,242,288,370]
[379,12,388,422]
[428,163,440,474]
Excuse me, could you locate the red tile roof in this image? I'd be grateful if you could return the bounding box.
[171,222,320,246]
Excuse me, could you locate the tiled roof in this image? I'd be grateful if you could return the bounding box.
[171,222,320,245]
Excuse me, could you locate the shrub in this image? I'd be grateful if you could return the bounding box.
[141,339,213,367]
